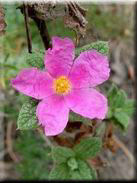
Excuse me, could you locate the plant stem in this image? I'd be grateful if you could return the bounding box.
[113,135,135,165]
[32,18,51,50]
[23,4,32,53]
[20,4,51,50]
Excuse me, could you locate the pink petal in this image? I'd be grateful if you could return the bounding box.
[69,50,110,88]
[11,68,54,100]
[64,88,108,120]
[36,95,69,136]
[45,36,75,78]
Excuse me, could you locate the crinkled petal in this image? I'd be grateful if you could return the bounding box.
[11,68,54,100]
[36,95,69,136]
[45,36,75,78]
[69,50,110,88]
[64,88,108,120]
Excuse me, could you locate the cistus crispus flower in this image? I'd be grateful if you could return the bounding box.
[11,36,110,136]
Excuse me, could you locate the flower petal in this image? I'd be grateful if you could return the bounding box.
[45,36,75,78]
[69,50,110,88]
[36,95,69,136]
[64,88,108,120]
[11,68,54,100]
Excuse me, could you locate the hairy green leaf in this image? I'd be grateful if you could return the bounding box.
[112,90,127,108]
[49,163,69,180]
[107,83,135,130]
[107,83,119,107]
[15,131,52,180]
[69,170,82,180]
[25,51,44,69]
[114,110,129,130]
[77,159,93,179]
[123,99,135,117]
[73,137,102,159]
[90,166,97,180]
[17,99,38,130]
[75,41,109,57]
[69,159,97,180]
[69,111,91,123]
[52,146,75,164]
[107,108,113,119]
[67,157,78,171]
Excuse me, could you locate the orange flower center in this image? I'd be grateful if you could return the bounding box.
[53,76,71,95]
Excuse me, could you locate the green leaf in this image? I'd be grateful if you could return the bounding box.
[107,108,113,119]
[52,146,75,164]
[69,160,97,180]
[69,170,82,180]
[112,90,127,108]
[77,159,93,179]
[75,41,109,57]
[107,83,119,107]
[69,111,91,123]
[114,110,129,130]
[49,163,69,180]
[107,84,128,109]
[107,83,135,130]
[17,99,39,130]
[67,157,78,171]
[123,99,135,117]
[25,51,44,69]
[73,137,102,159]
[15,131,52,180]
[125,99,135,108]
[90,166,97,180]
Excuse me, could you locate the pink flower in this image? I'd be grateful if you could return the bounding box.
[11,37,110,136]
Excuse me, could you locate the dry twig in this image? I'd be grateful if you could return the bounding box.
[113,135,135,165]
[5,121,19,163]
[23,3,32,53]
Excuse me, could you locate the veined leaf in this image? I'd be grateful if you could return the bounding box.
[52,146,75,164]
[17,99,38,130]
[67,157,78,171]
[114,110,129,130]
[49,163,69,180]
[69,159,97,180]
[25,51,44,69]
[73,137,102,159]
[75,41,109,57]
[69,111,91,123]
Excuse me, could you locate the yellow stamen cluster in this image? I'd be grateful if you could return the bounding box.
[53,76,71,95]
